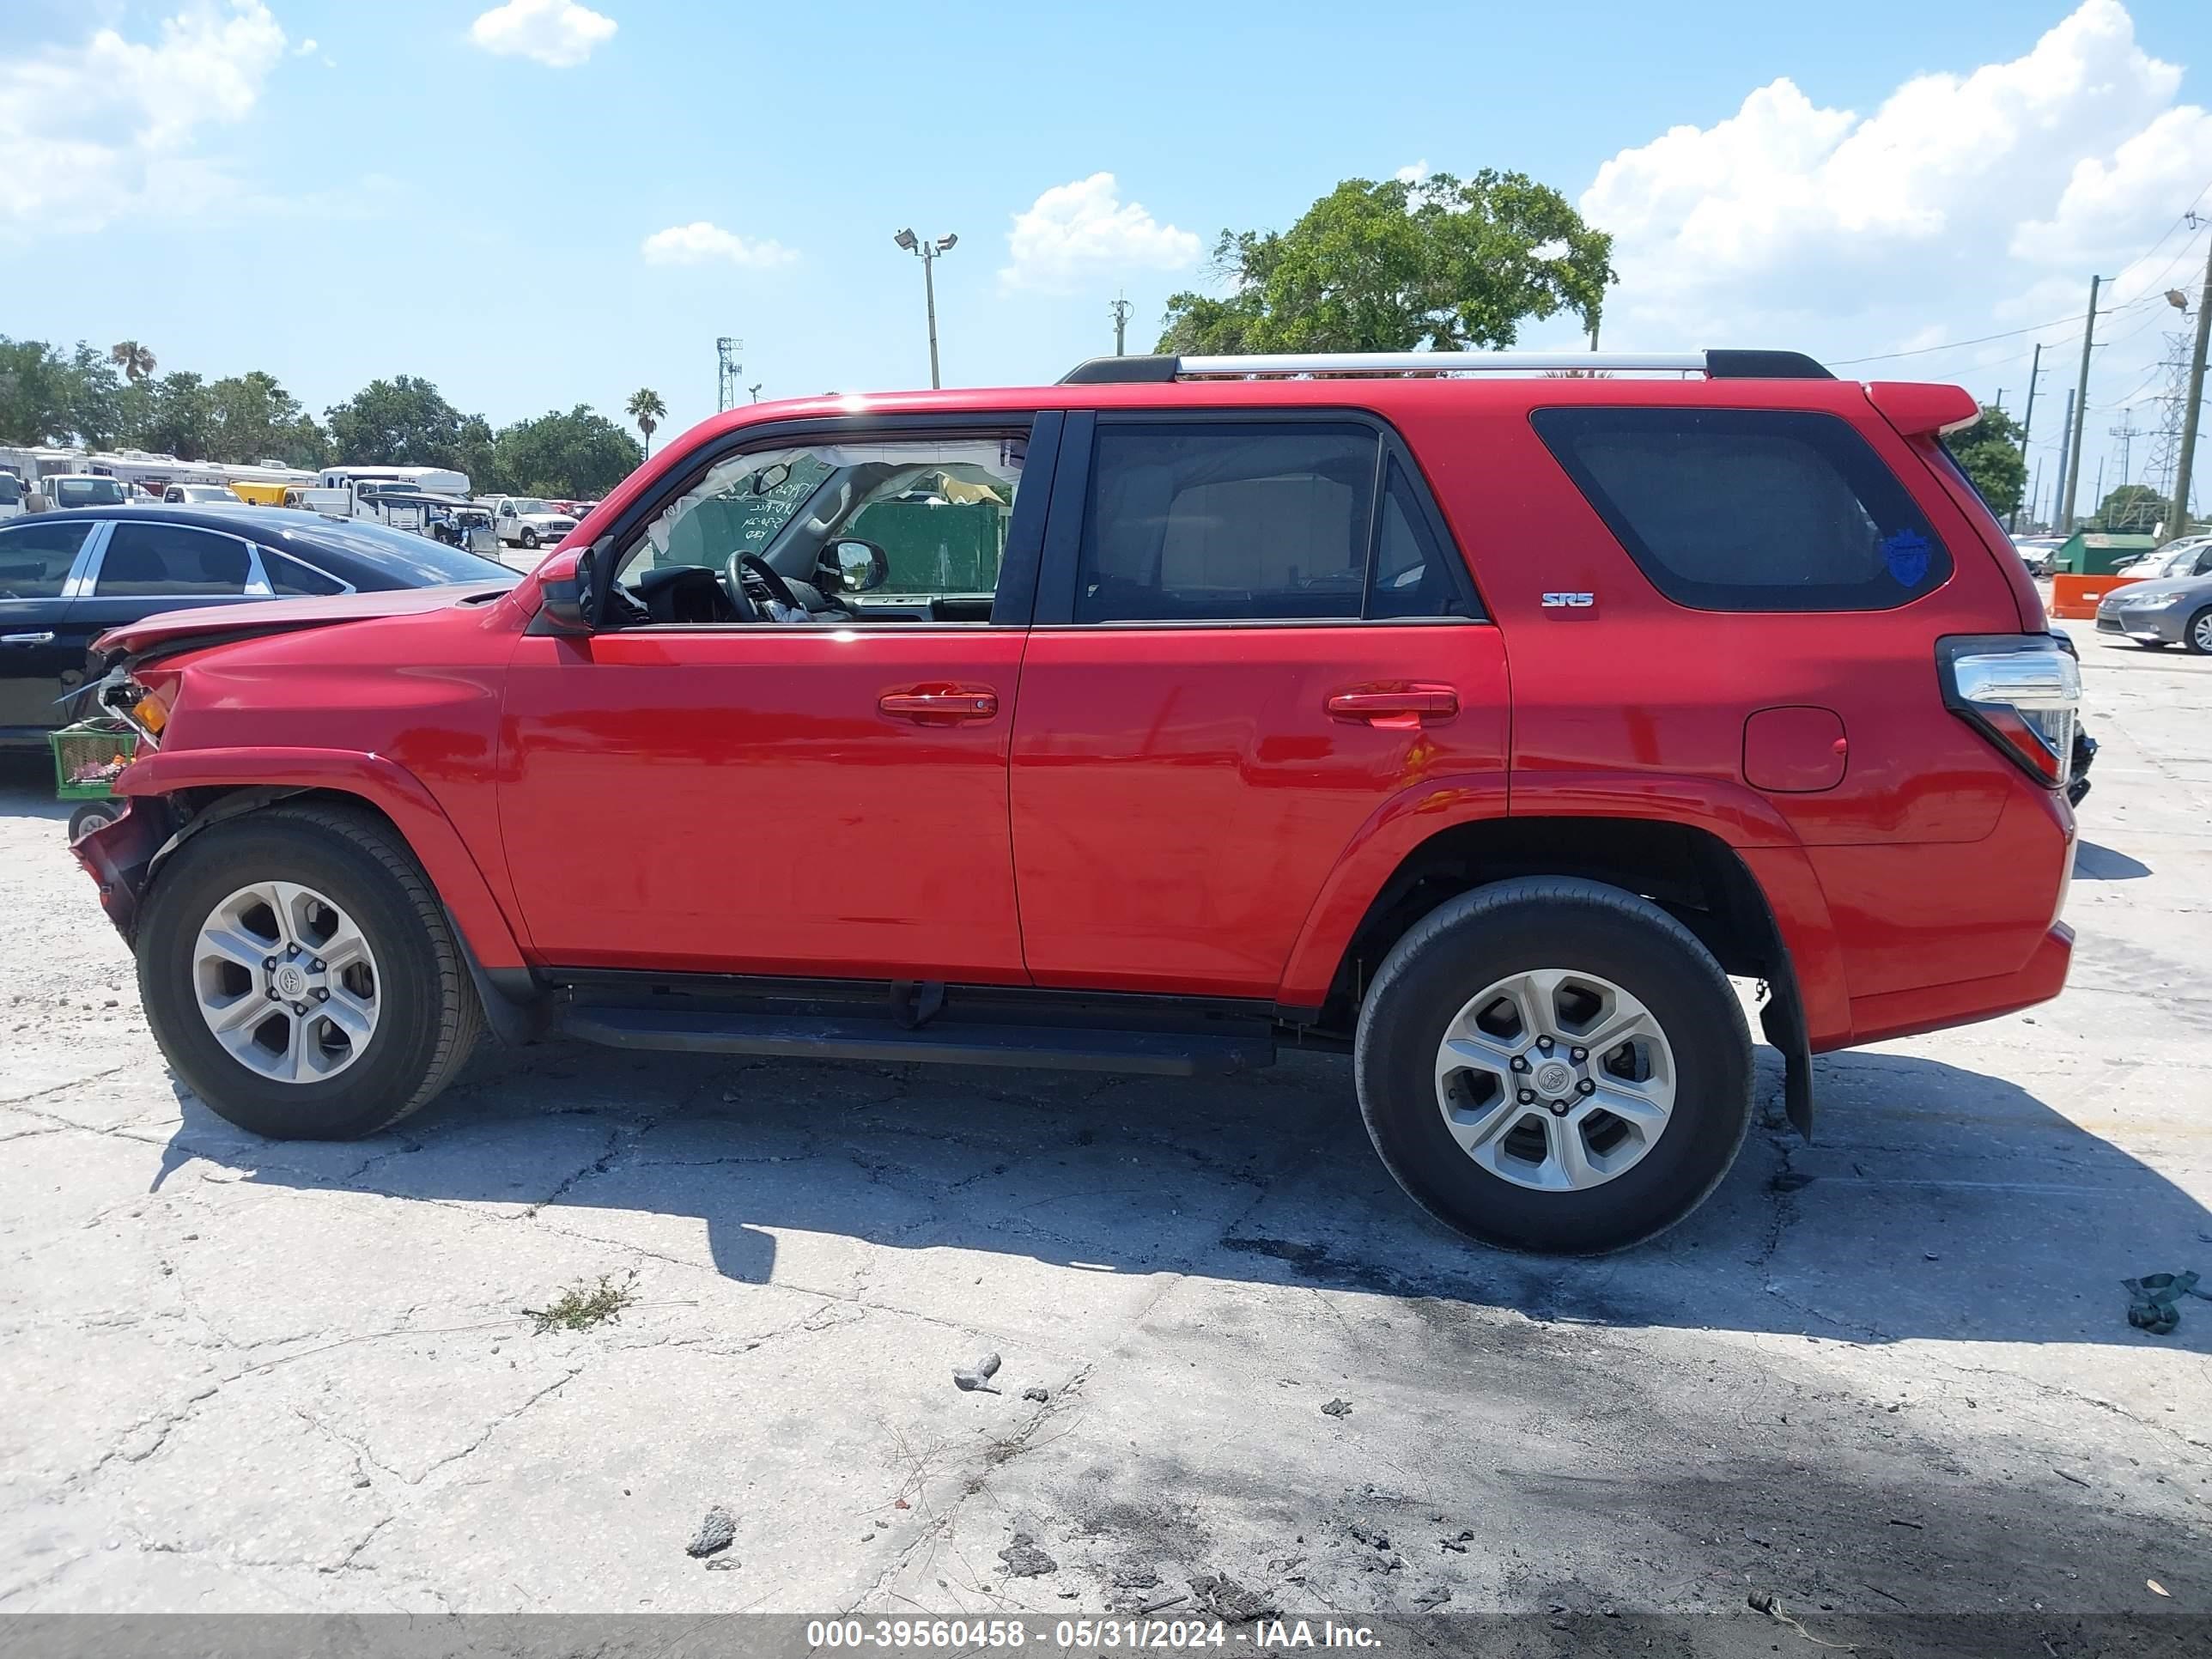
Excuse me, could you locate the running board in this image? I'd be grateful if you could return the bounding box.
[556,1006,1275,1076]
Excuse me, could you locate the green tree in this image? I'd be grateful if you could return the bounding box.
[128,372,218,460]
[0,337,126,447]
[205,371,331,468]
[325,375,479,469]
[492,406,643,497]
[2093,483,2165,532]
[626,387,667,458]
[1158,171,1614,355]
[1946,405,2027,520]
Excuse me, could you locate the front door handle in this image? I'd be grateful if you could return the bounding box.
[878,685,1000,724]
[1326,684,1460,730]
[2,631,56,646]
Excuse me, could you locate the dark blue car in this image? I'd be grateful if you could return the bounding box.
[0,505,516,749]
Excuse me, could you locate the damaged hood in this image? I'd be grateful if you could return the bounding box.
[93,582,517,664]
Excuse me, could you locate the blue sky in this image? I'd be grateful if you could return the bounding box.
[3,0,2208,519]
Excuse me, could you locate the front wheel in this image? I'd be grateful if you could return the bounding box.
[2185,607,2212,656]
[1353,877,1753,1255]
[67,800,121,842]
[137,802,481,1139]
[519,528,539,550]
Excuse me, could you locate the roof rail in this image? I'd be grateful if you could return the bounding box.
[1058,349,1833,385]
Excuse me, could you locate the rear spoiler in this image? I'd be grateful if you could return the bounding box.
[1865,382,1980,438]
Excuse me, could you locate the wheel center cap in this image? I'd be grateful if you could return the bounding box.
[275,964,309,998]
[1534,1060,1574,1094]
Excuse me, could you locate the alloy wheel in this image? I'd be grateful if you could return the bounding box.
[1432,967,1676,1192]
[192,881,380,1084]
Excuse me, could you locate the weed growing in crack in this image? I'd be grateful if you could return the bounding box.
[523,1270,639,1334]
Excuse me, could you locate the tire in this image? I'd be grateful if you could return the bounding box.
[137,801,482,1139]
[1353,876,1753,1255]
[2185,607,2212,656]
[520,529,539,550]
[68,800,120,842]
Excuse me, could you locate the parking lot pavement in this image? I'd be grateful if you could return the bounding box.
[1,617,2208,1621]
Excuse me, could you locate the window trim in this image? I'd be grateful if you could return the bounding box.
[80,519,273,599]
[256,544,358,597]
[1034,406,1489,629]
[1529,404,1955,614]
[589,410,1059,632]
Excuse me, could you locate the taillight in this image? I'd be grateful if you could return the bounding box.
[1936,635,2080,787]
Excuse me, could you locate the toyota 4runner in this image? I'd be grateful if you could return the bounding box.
[71,349,2080,1254]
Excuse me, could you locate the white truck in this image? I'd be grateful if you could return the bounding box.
[482,495,580,553]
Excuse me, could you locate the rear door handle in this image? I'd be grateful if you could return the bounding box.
[878,686,1000,724]
[1326,684,1460,729]
[2,632,56,646]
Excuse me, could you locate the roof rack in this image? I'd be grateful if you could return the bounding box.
[1058,349,1833,385]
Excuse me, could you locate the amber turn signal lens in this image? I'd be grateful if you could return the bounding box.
[131,694,168,734]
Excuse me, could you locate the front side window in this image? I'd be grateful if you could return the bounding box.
[0,520,94,599]
[617,432,1028,623]
[95,524,252,597]
[1533,407,1952,611]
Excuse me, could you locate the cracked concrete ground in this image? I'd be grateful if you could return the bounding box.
[1,617,2207,1620]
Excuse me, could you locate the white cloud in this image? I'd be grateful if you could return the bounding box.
[1576,1,2212,507]
[469,0,617,69]
[1000,173,1200,294]
[1395,160,1431,185]
[293,37,317,56]
[0,1,289,238]
[1583,2,2209,351]
[640,221,797,268]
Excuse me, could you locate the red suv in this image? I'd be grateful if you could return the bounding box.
[73,349,2080,1254]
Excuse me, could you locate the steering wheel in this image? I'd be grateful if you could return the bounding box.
[720,550,763,621]
[736,552,805,616]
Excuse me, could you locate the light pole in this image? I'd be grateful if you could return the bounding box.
[894,228,957,389]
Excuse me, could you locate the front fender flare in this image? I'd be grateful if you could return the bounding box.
[117,746,527,970]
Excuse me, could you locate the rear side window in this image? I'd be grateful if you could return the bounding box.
[96,524,252,597]
[1078,423,1374,622]
[1532,408,1951,611]
[0,519,94,599]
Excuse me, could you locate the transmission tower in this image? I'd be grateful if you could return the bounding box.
[716,337,744,413]
[2147,328,2192,501]
[2108,407,2144,483]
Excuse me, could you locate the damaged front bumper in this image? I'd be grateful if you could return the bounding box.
[70,796,175,945]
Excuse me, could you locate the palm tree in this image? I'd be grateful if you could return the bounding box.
[627,387,666,458]
[110,340,156,383]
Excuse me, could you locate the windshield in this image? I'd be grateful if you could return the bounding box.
[2152,542,2209,574]
[511,499,556,516]
[54,477,129,507]
[180,486,233,501]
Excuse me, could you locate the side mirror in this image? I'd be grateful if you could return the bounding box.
[535,541,608,634]
[830,538,890,593]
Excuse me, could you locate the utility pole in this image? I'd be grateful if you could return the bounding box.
[1995,389,2006,412]
[2172,234,2212,538]
[2028,459,2042,531]
[2092,455,2106,524]
[2052,387,2075,528]
[1109,293,1133,356]
[2060,275,2101,531]
[2009,342,2044,532]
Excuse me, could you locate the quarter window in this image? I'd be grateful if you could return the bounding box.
[0,520,94,600]
[95,524,253,597]
[1532,408,1952,611]
[263,550,347,595]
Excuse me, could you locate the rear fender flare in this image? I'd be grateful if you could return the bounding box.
[1276,769,1851,1050]
[117,746,527,969]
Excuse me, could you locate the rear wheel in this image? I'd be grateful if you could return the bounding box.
[1353,877,1753,1254]
[137,802,481,1139]
[2185,607,2212,656]
[67,800,120,842]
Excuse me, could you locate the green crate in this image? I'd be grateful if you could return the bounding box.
[49,721,137,801]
